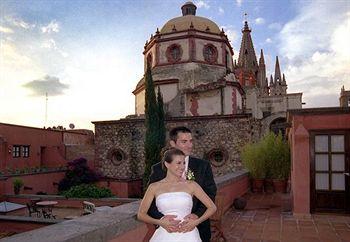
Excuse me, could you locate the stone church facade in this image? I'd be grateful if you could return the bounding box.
[93,2,303,179]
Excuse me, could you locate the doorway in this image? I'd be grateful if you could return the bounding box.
[310,131,350,213]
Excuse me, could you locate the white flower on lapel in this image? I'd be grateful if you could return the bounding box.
[186,169,195,181]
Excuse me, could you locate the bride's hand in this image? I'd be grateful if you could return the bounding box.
[179,218,198,233]
[159,215,181,233]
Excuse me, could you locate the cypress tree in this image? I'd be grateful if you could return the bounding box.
[157,86,166,152]
[143,67,159,191]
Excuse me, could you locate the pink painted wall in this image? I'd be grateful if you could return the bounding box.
[1,172,65,195]
[0,123,93,173]
[217,175,249,212]
[289,111,350,215]
[6,196,126,209]
[0,221,47,234]
[97,179,142,198]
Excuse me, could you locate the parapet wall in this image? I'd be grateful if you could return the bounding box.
[0,170,249,242]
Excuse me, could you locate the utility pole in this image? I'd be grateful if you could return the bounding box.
[45,92,48,127]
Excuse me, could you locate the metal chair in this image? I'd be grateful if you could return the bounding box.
[26,203,41,217]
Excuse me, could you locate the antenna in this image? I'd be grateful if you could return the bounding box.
[244,13,248,22]
[45,92,48,127]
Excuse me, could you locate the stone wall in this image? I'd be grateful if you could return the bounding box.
[93,115,260,179]
[65,144,95,168]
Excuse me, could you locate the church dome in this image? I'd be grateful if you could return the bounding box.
[160,2,221,34]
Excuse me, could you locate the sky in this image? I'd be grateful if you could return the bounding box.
[0,0,349,130]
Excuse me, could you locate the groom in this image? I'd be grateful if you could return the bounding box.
[148,126,217,242]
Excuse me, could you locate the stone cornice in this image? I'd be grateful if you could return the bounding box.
[144,31,233,56]
[132,79,179,95]
[92,113,252,125]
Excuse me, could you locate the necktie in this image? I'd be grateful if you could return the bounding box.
[182,156,189,179]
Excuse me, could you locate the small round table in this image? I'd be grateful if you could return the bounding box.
[36,201,58,219]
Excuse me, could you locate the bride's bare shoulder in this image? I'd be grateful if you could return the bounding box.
[185,180,200,190]
[149,180,164,190]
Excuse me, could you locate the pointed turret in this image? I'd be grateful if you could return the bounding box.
[235,20,259,88]
[257,49,268,95]
[274,56,282,83]
[280,73,287,94]
[237,21,258,72]
[269,74,276,95]
[282,73,286,85]
[269,75,274,86]
[259,49,265,65]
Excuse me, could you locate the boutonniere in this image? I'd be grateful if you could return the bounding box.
[186,169,195,181]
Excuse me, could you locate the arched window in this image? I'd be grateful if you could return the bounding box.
[203,44,218,63]
[166,44,182,63]
[270,117,287,138]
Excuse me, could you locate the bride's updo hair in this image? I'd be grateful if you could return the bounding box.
[161,148,185,171]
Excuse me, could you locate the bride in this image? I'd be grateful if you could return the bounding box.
[137,148,217,242]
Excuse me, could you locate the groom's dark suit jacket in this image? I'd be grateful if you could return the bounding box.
[148,156,217,242]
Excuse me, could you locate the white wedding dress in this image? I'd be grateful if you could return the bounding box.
[150,192,202,242]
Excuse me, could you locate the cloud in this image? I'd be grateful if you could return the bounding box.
[278,1,350,107]
[268,22,282,30]
[236,0,243,7]
[41,39,57,49]
[0,25,14,33]
[4,16,35,29]
[219,7,224,15]
[221,25,239,45]
[41,20,60,33]
[195,0,210,9]
[254,17,265,25]
[265,38,272,43]
[23,75,69,96]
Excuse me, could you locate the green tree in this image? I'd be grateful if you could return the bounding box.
[143,67,160,191]
[157,86,166,152]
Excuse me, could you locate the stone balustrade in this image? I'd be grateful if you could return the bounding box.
[0,170,249,242]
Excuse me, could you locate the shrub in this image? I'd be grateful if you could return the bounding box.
[13,178,24,194]
[241,131,291,180]
[62,184,112,198]
[58,158,101,192]
[241,142,266,179]
[269,132,290,179]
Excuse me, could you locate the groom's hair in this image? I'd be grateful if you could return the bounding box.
[161,148,185,171]
[169,126,192,142]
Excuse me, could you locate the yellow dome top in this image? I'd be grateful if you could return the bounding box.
[160,15,221,34]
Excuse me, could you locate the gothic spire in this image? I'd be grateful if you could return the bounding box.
[274,56,282,83]
[259,49,265,65]
[257,49,266,89]
[269,75,274,86]
[282,73,286,85]
[237,20,258,72]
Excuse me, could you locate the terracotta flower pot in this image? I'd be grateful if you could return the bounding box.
[264,178,274,193]
[251,178,264,193]
[272,179,287,193]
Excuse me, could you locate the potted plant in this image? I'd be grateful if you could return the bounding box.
[241,142,266,193]
[260,132,277,193]
[13,178,24,195]
[269,132,291,193]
